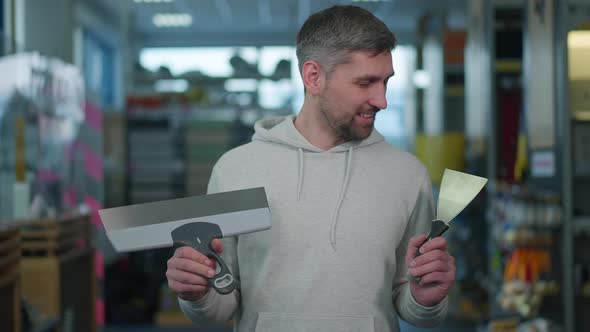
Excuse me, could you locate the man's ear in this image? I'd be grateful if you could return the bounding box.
[301,60,323,96]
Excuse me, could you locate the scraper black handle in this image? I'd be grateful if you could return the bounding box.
[409,219,449,283]
[171,222,237,295]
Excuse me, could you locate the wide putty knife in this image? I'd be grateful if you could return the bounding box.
[410,169,487,283]
[98,187,271,295]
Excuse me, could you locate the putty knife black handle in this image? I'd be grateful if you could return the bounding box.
[171,222,237,295]
[409,219,449,283]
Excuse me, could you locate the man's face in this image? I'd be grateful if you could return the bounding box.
[318,50,394,141]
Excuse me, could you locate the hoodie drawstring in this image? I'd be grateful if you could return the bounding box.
[330,146,353,250]
[296,148,304,201]
[295,146,353,251]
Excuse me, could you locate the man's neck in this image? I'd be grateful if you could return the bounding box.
[294,100,347,150]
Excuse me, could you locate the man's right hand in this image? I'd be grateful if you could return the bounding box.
[166,239,224,301]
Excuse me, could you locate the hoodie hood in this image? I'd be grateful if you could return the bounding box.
[252,115,385,250]
[252,114,384,152]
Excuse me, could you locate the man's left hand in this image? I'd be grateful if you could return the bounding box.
[405,235,456,307]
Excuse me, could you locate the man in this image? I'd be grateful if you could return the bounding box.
[166,5,455,332]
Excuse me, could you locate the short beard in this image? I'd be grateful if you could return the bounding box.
[318,102,373,142]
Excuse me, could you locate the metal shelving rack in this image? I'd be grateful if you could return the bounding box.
[480,2,587,331]
[558,1,590,331]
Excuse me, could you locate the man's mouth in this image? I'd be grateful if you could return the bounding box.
[355,112,377,127]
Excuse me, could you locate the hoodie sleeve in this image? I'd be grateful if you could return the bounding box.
[391,168,448,327]
[178,165,241,325]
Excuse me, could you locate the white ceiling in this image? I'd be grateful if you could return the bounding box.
[105,0,469,48]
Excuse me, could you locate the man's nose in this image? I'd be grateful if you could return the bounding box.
[370,85,387,110]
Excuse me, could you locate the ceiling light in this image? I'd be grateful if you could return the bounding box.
[154,79,189,93]
[135,0,174,3]
[224,79,258,93]
[413,70,430,88]
[153,13,193,27]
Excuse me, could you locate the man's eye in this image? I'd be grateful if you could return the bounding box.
[358,81,371,87]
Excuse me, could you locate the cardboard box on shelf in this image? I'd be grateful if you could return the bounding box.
[0,226,21,332]
[18,213,96,332]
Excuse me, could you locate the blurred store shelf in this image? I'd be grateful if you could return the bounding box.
[573,216,590,235]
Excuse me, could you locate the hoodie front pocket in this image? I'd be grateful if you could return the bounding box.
[254,312,375,332]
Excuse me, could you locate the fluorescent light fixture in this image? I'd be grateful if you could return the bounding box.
[568,31,590,49]
[154,79,189,92]
[135,0,174,3]
[224,79,259,92]
[153,13,193,27]
[413,70,430,88]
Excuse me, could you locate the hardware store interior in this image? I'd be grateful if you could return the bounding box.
[1,0,590,331]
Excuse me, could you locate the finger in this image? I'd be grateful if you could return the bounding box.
[418,237,448,255]
[168,257,216,278]
[411,249,451,268]
[406,235,427,264]
[211,259,218,271]
[418,271,455,288]
[174,246,212,266]
[166,269,211,286]
[210,239,224,254]
[408,258,452,278]
[168,279,210,294]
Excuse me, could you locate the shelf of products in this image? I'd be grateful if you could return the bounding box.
[184,120,233,195]
[107,49,296,324]
[19,213,96,332]
[488,182,563,319]
[482,6,573,331]
[572,216,590,235]
[568,25,590,332]
[112,83,276,324]
[127,121,185,204]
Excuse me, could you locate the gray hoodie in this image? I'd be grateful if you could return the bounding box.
[179,115,448,331]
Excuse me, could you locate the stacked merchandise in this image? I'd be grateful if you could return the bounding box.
[0,225,21,332]
[488,182,562,330]
[0,52,90,221]
[184,120,232,195]
[0,52,104,329]
[574,233,590,332]
[120,51,287,325]
[481,8,564,331]
[157,111,257,326]
[19,213,96,332]
[127,122,182,204]
[113,107,186,325]
[569,29,590,332]
[102,113,126,209]
[125,95,188,205]
[0,53,79,221]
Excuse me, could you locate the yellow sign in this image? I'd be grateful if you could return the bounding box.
[415,133,465,186]
[15,116,26,182]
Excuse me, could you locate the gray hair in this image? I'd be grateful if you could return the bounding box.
[296,5,397,76]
